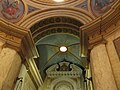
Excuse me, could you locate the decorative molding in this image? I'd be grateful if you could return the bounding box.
[18,7,94,27]
[49,77,79,90]
[88,36,107,50]
[47,71,81,78]
[24,0,86,8]
[0,19,43,88]
[25,58,43,88]
[81,0,120,47]
[0,18,39,60]
[53,81,74,90]
[46,62,82,78]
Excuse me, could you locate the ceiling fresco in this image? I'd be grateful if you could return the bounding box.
[91,0,117,16]
[0,0,118,23]
[0,0,24,23]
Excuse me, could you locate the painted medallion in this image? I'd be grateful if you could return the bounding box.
[0,0,24,23]
[91,0,117,16]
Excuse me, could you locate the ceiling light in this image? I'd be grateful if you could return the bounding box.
[60,46,67,52]
[53,0,64,2]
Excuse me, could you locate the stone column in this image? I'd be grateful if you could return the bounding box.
[0,48,21,90]
[90,44,117,90]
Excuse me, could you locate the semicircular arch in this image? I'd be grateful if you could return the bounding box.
[18,7,94,28]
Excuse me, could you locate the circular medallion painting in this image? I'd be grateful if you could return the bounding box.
[91,0,117,16]
[0,0,24,23]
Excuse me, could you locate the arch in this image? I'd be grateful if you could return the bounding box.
[50,77,77,90]
[18,7,94,28]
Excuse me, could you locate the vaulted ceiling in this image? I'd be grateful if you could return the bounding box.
[0,0,119,80]
[31,16,88,79]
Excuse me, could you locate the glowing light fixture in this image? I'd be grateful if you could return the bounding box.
[60,46,67,52]
[53,0,64,2]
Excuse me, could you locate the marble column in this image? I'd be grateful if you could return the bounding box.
[90,44,117,90]
[0,48,21,90]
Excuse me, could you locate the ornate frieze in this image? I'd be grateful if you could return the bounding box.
[47,71,81,78]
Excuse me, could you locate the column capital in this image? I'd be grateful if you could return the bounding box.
[88,37,107,50]
[0,19,39,60]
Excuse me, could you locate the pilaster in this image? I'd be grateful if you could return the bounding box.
[0,48,21,90]
[90,44,117,90]
[0,19,42,90]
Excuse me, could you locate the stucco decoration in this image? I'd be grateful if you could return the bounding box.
[45,62,85,90]
[0,0,24,23]
[91,0,117,16]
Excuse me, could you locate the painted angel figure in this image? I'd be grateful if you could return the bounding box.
[1,0,20,19]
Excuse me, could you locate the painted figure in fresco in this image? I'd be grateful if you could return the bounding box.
[94,0,114,10]
[1,0,20,19]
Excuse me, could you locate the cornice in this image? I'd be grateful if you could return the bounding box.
[0,18,43,88]
[0,18,39,60]
[88,37,107,50]
[81,1,120,47]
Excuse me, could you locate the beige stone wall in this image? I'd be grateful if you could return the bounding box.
[0,44,21,90]
[105,19,120,90]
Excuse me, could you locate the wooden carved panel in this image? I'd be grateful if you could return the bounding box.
[114,37,120,60]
